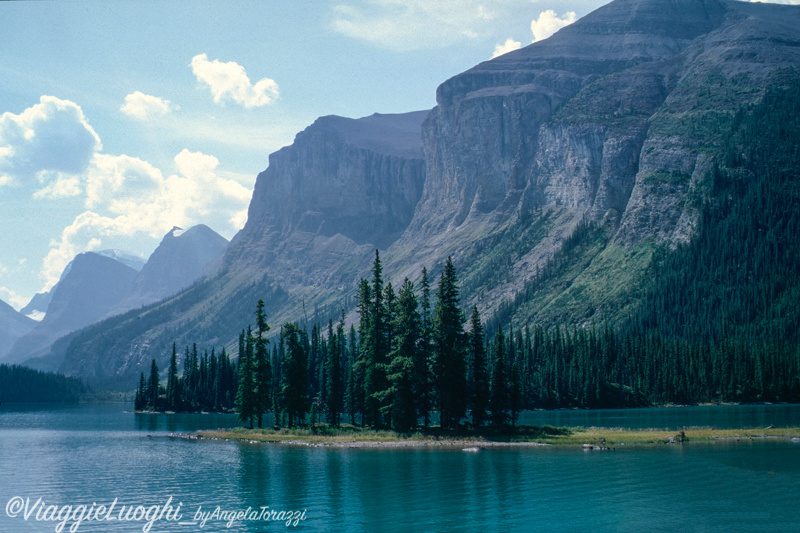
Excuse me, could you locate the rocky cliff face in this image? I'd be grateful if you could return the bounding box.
[391,0,800,319]
[406,0,730,240]
[48,0,800,388]
[52,111,428,387]
[222,111,427,289]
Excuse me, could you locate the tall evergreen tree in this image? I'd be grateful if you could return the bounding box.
[147,359,160,410]
[387,278,421,433]
[363,250,390,428]
[346,324,359,425]
[281,322,310,427]
[510,362,522,428]
[416,267,433,427]
[253,300,271,428]
[489,326,510,429]
[135,372,146,411]
[468,306,489,428]
[166,343,180,411]
[235,328,257,428]
[325,315,345,426]
[433,257,467,430]
[353,278,371,425]
[272,342,282,426]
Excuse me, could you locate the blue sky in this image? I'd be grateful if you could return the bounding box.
[0,0,686,311]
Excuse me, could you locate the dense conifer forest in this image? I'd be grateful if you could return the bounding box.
[134,344,237,412]
[0,365,89,403]
[141,78,800,430]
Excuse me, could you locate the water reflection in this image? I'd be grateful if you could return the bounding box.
[135,412,161,432]
[3,405,800,532]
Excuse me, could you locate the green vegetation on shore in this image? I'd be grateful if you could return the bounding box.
[195,424,800,448]
[153,81,800,434]
[0,364,90,403]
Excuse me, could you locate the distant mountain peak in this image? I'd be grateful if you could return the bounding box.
[95,249,146,271]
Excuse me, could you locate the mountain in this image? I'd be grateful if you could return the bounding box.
[4,252,139,366]
[0,299,36,359]
[19,291,53,322]
[226,111,427,287]
[50,0,800,389]
[50,110,428,387]
[5,225,228,370]
[388,0,800,324]
[111,224,229,313]
[18,249,144,323]
[95,249,146,271]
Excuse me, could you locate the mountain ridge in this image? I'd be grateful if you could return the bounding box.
[46,0,800,389]
[0,299,36,359]
[5,225,228,368]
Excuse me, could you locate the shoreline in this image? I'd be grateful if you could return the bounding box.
[183,426,800,450]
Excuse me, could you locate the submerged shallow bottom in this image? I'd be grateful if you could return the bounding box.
[1,404,799,532]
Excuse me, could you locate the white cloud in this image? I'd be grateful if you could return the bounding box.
[531,9,576,42]
[750,0,800,4]
[492,37,522,58]
[0,96,101,186]
[191,53,279,108]
[121,91,176,120]
[0,286,29,311]
[42,211,109,290]
[332,0,510,51]
[27,310,45,321]
[40,149,252,290]
[85,153,164,212]
[32,175,82,199]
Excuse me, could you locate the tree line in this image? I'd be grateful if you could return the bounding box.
[139,76,800,426]
[134,344,236,412]
[0,364,89,403]
[143,247,800,428]
[230,253,524,431]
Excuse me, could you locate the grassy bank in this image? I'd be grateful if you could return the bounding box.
[191,425,800,448]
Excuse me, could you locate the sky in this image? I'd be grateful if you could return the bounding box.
[1,0,794,314]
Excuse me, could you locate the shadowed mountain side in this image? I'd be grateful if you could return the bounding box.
[4,253,138,366]
[45,0,800,389]
[53,110,428,388]
[0,300,36,359]
[109,224,229,315]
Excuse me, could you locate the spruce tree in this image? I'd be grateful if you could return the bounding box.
[363,250,390,428]
[325,315,345,426]
[468,306,489,429]
[253,300,271,428]
[346,324,359,424]
[416,267,433,427]
[353,278,371,425]
[510,362,522,428]
[489,326,510,429]
[387,278,421,433]
[281,323,310,427]
[235,328,256,428]
[147,359,160,411]
[182,346,191,408]
[135,372,146,411]
[433,257,467,430]
[167,343,180,411]
[272,342,282,425]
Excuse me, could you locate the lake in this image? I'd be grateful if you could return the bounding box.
[1,403,799,532]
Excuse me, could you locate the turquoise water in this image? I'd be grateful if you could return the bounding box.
[1,404,799,532]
